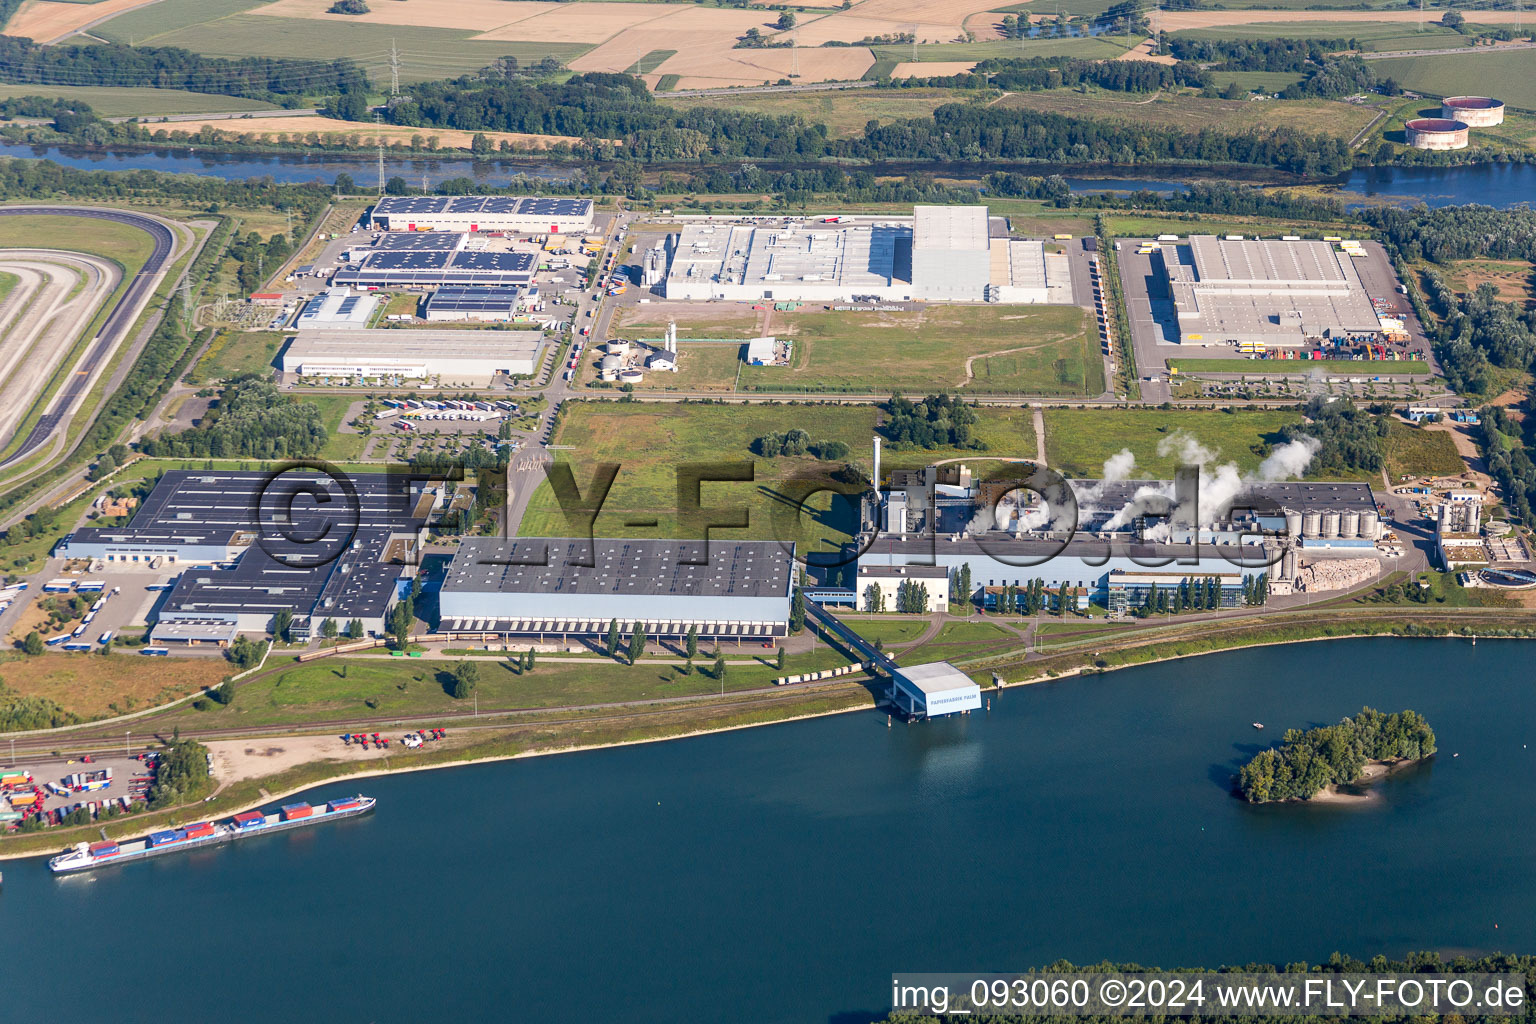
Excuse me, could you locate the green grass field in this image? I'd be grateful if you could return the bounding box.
[1205,70,1307,94]
[177,647,874,728]
[872,35,1134,63]
[625,49,676,75]
[662,87,973,139]
[1170,21,1478,52]
[518,402,1036,549]
[993,89,1377,139]
[1382,418,1465,479]
[846,617,929,644]
[105,10,594,83]
[0,270,17,304]
[737,306,1102,396]
[0,84,279,117]
[1041,408,1303,478]
[1371,49,1536,111]
[190,329,284,383]
[0,213,153,266]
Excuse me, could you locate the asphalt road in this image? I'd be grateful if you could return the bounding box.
[0,206,176,473]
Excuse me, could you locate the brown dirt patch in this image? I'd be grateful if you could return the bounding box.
[1117,37,1176,65]
[0,652,231,718]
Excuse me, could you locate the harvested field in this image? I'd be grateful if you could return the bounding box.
[251,0,559,32]
[7,0,156,43]
[646,47,875,90]
[475,1,688,42]
[1116,36,1176,65]
[891,60,976,78]
[149,115,589,151]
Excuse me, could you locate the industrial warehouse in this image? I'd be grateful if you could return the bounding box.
[366,196,594,234]
[1161,235,1384,346]
[662,205,1072,303]
[280,329,545,383]
[851,460,1385,610]
[437,538,796,640]
[332,249,537,290]
[58,470,434,642]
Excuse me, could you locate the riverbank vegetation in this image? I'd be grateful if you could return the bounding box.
[1238,707,1436,803]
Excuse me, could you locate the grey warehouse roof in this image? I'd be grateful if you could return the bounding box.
[445,538,795,599]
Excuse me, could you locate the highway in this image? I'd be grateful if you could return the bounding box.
[0,206,177,474]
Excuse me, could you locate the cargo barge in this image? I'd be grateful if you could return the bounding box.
[47,795,375,874]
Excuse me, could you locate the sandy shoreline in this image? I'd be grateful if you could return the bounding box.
[0,629,1491,862]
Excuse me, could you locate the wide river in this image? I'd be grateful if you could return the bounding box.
[3,139,1535,209]
[3,637,1533,1022]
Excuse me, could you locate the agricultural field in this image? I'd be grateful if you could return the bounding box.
[518,401,1037,549]
[1040,408,1303,478]
[992,89,1378,139]
[1371,49,1536,112]
[0,650,234,719]
[0,84,280,117]
[871,35,1133,63]
[738,306,1103,397]
[1155,9,1521,37]
[1169,21,1479,52]
[662,87,976,139]
[4,0,153,44]
[1205,70,1306,94]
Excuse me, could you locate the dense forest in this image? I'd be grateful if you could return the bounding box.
[1238,707,1436,803]
[882,394,986,450]
[897,55,1208,93]
[1166,36,1352,72]
[0,36,364,101]
[1281,397,1388,476]
[1478,405,1536,528]
[137,377,327,460]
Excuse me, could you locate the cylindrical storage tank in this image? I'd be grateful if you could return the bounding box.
[1282,546,1299,581]
[1405,117,1469,151]
[1441,96,1504,127]
[1302,511,1322,537]
[1321,511,1341,538]
[1340,510,1360,539]
[1284,508,1302,540]
[1360,510,1380,540]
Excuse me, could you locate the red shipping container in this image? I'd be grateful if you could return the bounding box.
[183,822,216,839]
[281,803,313,821]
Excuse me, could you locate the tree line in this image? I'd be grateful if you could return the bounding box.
[894,55,1208,94]
[0,36,365,102]
[882,394,986,450]
[1280,397,1388,476]
[1238,707,1436,803]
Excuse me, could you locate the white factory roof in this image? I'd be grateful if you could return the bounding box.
[296,288,379,329]
[894,661,979,696]
[913,205,988,252]
[283,330,543,362]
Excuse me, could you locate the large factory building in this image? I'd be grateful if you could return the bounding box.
[58,470,434,641]
[367,196,594,234]
[1162,235,1384,346]
[280,329,544,383]
[662,205,1072,304]
[858,468,1382,606]
[438,538,795,641]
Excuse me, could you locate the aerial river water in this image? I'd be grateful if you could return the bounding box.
[3,637,1533,1023]
[3,139,1534,209]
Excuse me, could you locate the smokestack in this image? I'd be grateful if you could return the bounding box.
[873,436,881,490]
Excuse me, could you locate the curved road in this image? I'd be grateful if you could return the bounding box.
[0,206,177,473]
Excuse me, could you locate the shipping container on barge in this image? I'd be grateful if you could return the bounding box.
[47,796,375,874]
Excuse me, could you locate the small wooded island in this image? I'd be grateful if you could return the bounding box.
[1238,708,1437,803]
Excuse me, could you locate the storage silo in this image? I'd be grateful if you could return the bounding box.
[1282,546,1299,581]
[1283,508,1302,540]
[1340,510,1360,539]
[1302,511,1322,538]
[1321,511,1341,538]
[1360,510,1380,540]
